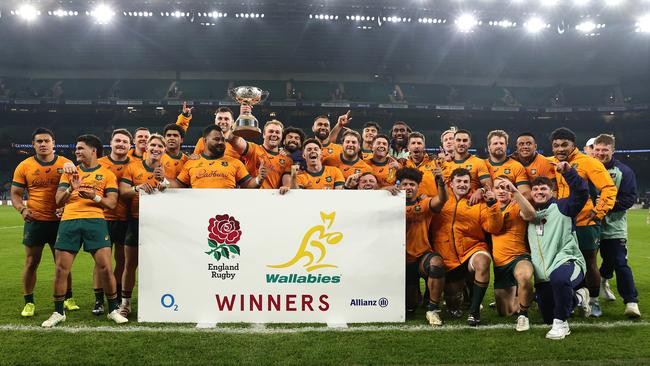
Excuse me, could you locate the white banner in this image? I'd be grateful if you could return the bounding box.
[138,189,405,323]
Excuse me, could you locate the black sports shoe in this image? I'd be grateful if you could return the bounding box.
[92,301,105,316]
[467,313,481,327]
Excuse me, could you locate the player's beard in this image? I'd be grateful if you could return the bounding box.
[315,129,329,141]
[284,143,299,153]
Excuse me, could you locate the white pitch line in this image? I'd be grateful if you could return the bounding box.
[0,321,647,334]
[0,226,22,230]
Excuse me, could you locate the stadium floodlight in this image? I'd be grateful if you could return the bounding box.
[604,0,624,6]
[573,0,590,5]
[455,14,478,32]
[16,4,40,21]
[636,14,650,33]
[540,0,559,6]
[52,9,76,17]
[576,21,596,33]
[525,17,548,33]
[91,5,115,24]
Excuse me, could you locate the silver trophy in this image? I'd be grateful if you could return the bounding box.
[228,86,270,139]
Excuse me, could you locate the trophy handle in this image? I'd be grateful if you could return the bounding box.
[259,90,270,103]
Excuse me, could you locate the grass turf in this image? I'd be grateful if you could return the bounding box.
[0,206,648,364]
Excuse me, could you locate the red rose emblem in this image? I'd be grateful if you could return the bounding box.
[208,214,242,245]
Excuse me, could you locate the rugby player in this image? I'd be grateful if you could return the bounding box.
[388,121,410,159]
[491,176,534,331]
[117,134,170,318]
[43,134,127,327]
[438,127,456,163]
[323,129,371,179]
[312,114,343,160]
[161,123,189,180]
[360,122,380,159]
[484,130,531,200]
[443,129,493,205]
[551,127,617,317]
[128,127,150,160]
[281,126,306,170]
[399,167,448,326]
[11,128,75,317]
[364,134,401,188]
[431,168,503,326]
[404,132,440,198]
[512,132,556,185]
[171,126,265,188]
[176,104,242,159]
[93,128,133,315]
[230,120,293,189]
[288,138,344,190]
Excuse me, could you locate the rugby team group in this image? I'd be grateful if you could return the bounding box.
[11,103,640,339]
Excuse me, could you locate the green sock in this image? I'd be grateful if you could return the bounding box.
[54,300,65,315]
[469,282,488,314]
[24,294,34,305]
[94,288,104,303]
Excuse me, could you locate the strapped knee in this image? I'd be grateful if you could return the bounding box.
[422,253,444,279]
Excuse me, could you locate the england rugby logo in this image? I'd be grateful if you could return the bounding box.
[205,214,242,261]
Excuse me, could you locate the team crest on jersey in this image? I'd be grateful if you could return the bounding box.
[572,163,579,169]
[466,165,473,170]
[104,235,109,241]
[328,148,334,154]
[57,168,64,174]
[136,173,144,180]
[33,169,41,176]
[355,169,362,174]
[279,158,286,165]
[221,161,229,167]
[326,176,332,183]
[531,169,537,175]
[415,205,422,212]
[95,174,103,181]
[504,169,511,174]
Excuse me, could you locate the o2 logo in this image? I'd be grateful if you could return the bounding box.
[161,293,179,311]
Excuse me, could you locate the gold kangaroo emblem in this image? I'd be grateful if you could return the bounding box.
[268,212,343,272]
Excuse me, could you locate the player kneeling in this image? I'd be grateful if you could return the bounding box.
[398,167,448,326]
[491,176,534,331]
[524,162,591,340]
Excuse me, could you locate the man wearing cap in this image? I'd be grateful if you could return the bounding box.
[583,137,597,158]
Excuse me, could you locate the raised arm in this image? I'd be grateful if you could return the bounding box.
[503,178,536,221]
[428,168,448,212]
[328,110,352,144]
[555,162,589,218]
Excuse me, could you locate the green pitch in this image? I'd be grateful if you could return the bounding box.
[0,206,649,365]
